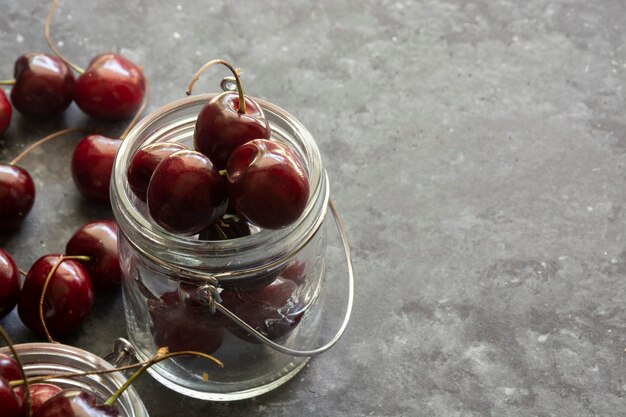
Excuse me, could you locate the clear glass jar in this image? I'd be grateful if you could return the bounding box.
[0,343,149,417]
[110,93,330,400]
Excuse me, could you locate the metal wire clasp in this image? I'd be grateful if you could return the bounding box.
[196,284,222,313]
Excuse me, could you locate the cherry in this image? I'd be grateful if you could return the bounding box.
[73,53,146,121]
[280,260,307,286]
[71,135,121,204]
[227,139,309,229]
[33,389,120,417]
[219,277,302,342]
[65,220,120,291]
[148,290,224,354]
[147,150,227,235]
[197,215,251,241]
[0,89,11,135]
[9,52,74,117]
[0,249,20,318]
[14,383,63,414]
[127,142,187,202]
[187,59,270,169]
[18,254,94,337]
[194,92,270,169]
[0,353,21,382]
[0,376,20,417]
[0,164,35,233]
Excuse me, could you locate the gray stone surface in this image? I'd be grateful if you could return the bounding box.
[2,0,626,415]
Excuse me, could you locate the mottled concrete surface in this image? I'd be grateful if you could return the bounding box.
[2,0,626,416]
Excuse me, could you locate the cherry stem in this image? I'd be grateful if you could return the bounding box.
[38,255,91,343]
[45,0,84,74]
[18,268,27,277]
[119,80,150,140]
[0,79,16,86]
[9,128,88,166]
[104,348,224,406]
[0,325,31,417]
[186,59,246,114]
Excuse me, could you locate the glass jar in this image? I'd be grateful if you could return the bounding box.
[110,93,334,400]
[0,343,148,417]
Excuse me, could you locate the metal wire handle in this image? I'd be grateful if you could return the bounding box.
[201,199,354,357]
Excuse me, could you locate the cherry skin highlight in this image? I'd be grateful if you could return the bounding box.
[10,52,74,117]
[0,89,11,135]
[127,142,187,202]
[74,53,145,121]
[0,164,35,233]
[71,135,121,204]
[0,249,20,318]
[227,139,309,229]
[0,353,21,382]
[147,150,227,235]
[219,277,302,342]
[32,389,121,417]
[65,220,120,291]
[193,91,270,170]
[18,254,94,336]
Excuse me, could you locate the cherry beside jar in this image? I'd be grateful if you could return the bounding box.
[110,91,352,401]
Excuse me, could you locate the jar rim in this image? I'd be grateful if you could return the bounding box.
[111,94,329,278]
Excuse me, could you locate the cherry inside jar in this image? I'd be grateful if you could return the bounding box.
[111,93,330,401]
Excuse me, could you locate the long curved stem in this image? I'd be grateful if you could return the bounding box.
[186,59,246,114]
[45,0,84,74]
[104,349,223,406]
[119,80,150,140]
[38,255,91,343]
[9,128,86,166]
[0,325,31,417]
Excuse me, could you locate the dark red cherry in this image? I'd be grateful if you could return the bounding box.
[71,135,120,204]
[197,215,251,241]
[127,142,187,202]
[147,150,227,235]
[14,383,63,414]
[33,389,120,417]
[280,260,307,286]
[0,249,20,318]
[65,220,120,291]
[0,353,21,382]
[0,164,35,233]
[227,139,309,229]
[18,254,94,336]
[0,377,20,417]
[148,290,224,354]
[193,91,270,169]
[74,53,145,121]
[219,277,302,342]
[0,89,11,135]
[10,53,74,117]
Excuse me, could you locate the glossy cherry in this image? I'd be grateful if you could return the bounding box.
[71,135,121,204]
[14,383,63,414]
[0,89,11,135]
[10,53,74,117]
[147,150,227,235]
[0,249,20,318]
[0,164,35,233]
[65,220,120,290]
[0,353,21,382]
[127,142,187,202]
[227,139,309,229]
[0,376,20,417]
[33,389,120,417]
[194,91,271,169]
[219,277,302,342]
[148,290,224,354]
[18,254,94,336]
[74,53,145,121]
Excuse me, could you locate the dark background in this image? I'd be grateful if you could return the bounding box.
[2,0,626,416]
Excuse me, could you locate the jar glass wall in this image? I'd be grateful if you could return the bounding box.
[111,94,330,400]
